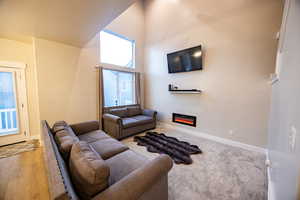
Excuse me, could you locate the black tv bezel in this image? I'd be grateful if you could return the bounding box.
[167,45,203,74]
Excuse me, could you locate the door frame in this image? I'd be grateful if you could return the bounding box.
[0,61,30,146]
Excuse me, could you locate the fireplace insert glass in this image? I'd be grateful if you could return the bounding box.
[172,113,197,127]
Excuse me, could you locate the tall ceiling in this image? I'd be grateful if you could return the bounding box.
[0,0,137,47]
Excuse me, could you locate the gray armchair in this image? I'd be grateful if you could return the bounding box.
[103,105,157,139]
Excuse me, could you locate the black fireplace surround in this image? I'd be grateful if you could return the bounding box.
[172,113,197,127]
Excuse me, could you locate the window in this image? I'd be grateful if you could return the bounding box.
[100,30,135,68]
[103,69,135,107]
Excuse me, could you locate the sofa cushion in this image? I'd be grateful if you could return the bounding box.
[55,127,79,160]
[45,121,80,200]
[109,107,128,118]
[122,115,153,129]
[104,150,148,185]
[89,138,129,160]
[70,121,100,135]
[78,130,111,143]
[52,120,68,135]
[69,142,110,200]
[127,106,142,117]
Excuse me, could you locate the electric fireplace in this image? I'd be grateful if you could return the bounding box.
[172,113,197,127]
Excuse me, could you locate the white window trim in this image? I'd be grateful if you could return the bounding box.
[99,30,136,71]
[0,61,26,69]
[270,0,291,85]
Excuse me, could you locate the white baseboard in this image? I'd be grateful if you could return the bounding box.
[27,135,40,141]
[157,122,266,154]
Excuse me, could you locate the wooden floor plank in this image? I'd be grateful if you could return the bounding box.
[0,148,50,200]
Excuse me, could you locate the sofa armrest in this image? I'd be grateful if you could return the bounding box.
[103,113,122,124]
[92,155,173,200]
[70,121,100,135]
[142,109,157,119]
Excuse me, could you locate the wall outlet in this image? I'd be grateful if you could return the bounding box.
[289,126,297,152]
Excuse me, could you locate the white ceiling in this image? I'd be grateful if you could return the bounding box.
[0,0,137,47]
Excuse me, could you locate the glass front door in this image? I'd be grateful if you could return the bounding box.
[0,66,28,146]
[0,71,19,136]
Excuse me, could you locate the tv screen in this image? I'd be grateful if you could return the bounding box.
[167,45,203,73]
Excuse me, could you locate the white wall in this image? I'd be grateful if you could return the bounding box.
[103,0,145,106]
[268,0,300,199]
[0,2,145,137]
[144,0,283,147]
[32,1,145,126]
[33,37,99,126]
[104,1,145,73]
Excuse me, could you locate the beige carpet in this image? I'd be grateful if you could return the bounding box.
[0,140,39,159]
[122,128,267,200]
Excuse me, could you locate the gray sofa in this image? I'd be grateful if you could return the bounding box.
[41,120,173,200]
[103,105,157,140]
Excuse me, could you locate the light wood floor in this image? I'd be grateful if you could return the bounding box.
[0,148,50,200]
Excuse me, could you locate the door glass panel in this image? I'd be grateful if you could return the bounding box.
[0,72,19,136]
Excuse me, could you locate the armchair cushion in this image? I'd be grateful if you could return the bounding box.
[69,142,110,199]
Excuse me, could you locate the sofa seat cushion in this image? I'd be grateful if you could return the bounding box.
[78,130,111,143]
[104,150,148,185]
[89,138,129,160]
[122,118,139,128]
[131,115,154,123]
[122,115,153,128]
[69,142,110,200]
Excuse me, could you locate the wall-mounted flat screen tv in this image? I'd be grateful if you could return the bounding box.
[167,45,203,73]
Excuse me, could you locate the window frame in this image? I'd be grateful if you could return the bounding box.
[102,68,136,108]
[100,29,136,70]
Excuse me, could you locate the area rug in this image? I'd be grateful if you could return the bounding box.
[134,132,202,164]
[0,140,39,159]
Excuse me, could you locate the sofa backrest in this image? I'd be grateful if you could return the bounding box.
[103,104,142,118]
[41,120,79,200]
